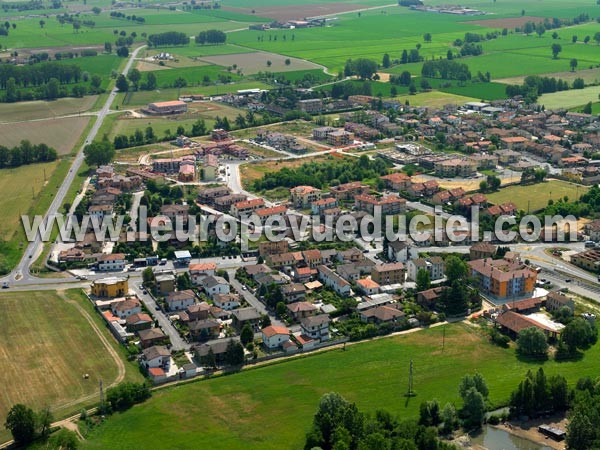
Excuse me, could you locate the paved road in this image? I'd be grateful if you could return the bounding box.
[130,283,189,351]
[2,45,146,285]
[227,269,285,328]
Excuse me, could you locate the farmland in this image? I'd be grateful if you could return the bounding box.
[0,289,142,440]
[485,180,590,212]
[538,85,600,110]
[0,116,91,155]
[82,322,600,450]
[0,96,98,122]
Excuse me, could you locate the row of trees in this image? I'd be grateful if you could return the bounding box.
[196,29,226,45]
[147,31,190,47]
[4,404,76,448]
[505,75,583,102]
[0,140,58,169]
[0,62,83,89]
[509,368,568,417]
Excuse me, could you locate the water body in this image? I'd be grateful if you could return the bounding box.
[471,425,553,450]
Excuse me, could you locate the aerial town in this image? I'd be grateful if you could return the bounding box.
[0,0,599,449]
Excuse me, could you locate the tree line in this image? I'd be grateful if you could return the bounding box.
[505,75,582,103]
[0,140,58,169]
[147,31,190,47]
[196,29,226,45]
[0,62,83,89]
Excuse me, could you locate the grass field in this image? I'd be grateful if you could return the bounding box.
[486,180,590,212]
[0,96,98,122]
[496,67,600,86]
[82,322,600,450]
[394,91,477,108]
[0,116,91,155]
[538,85,600,110]
[0,289,142,436]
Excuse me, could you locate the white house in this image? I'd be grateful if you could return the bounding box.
[189,262,216,285]
[407,257,445,282]
[201,275,230,297]
[111,298,142,319]
[142,345,170,369]
[212,293,241,311]
[97,253,126,271]
[166,289,196,311]
[387,240,419,263]
[317,265,351,296]
[261,325,291,349]
[300,314,330,342]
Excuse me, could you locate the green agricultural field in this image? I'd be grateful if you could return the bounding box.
[148,64,243,88]
[0,289,142,442]
[437,81,508,101]
[0,96,98,122]
[486,180,589,212]
[538,85,600,110]
[395,91,478,108]
[427,0,599,17]
[0,116,91,155]
[82,323,600,450]
[271,68,332,83]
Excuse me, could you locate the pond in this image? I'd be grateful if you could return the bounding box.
[471,425,553,450]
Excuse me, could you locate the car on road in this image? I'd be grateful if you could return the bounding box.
[565,278,572,283]
[142,289,147,295]
[155,305,160,311]
[2,282,9,289]
[242,286,247,291]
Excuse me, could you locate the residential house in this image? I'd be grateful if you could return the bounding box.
[570,249,600,273]
[97,253,126,271]
[111,298,142,320]
[155,273,176,295]
[300,314,330,342]
[470,243,497,260]
[354,194,406,215]
[258,240,289,257]
[416,287,445,310]
[286,301,318,321]
[231,198,265,217]
[201,276,230,298]
[189,262,217,285]
[360,305,405,324]
[138,328,168,348]
[91,277,128,298]
[330,182,370,201]
[231,307,261,331]
[496,310,559,339]
[166,290,196,311]
[290,186,322,208]
[356,278,380,295]
[380,172,412,191]
[194,338,240,366]
[311,198,338,215]
[371,263,405,285]
[189,319,221,341]
[281,283,307,303]
[126,313,153,332]
[387,240,418,263]
[212,294,241,311]
[142,345,170,369]
[546,291,575,313]
[160,204,190,225]
[584,219,600,242]
[317,265,351,295]
[407,257,445,282]
[261,325,291,349]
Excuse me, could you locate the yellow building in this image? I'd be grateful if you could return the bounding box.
[91,277,129,298]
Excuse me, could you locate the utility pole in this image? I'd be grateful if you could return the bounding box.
[406,359,415,397]
[442,325,446,351]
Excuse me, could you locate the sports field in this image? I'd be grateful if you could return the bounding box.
[486,180,589,212]
[0,289,142,434]
[82,322,600,450]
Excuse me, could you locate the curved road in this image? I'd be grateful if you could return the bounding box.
[2,45,146,285]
